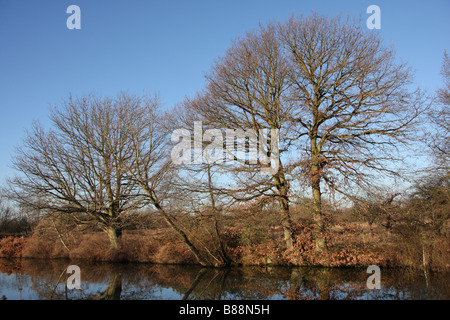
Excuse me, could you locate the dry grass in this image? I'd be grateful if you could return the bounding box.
[18,228,196,264]
[2,209,448,271]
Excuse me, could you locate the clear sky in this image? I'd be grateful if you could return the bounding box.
[0,0,449,185]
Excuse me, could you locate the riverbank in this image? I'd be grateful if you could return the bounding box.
[1,219,448,271]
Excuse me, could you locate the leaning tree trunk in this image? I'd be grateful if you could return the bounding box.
[152,201,210,266]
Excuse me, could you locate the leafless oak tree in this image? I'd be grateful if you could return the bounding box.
[8,92,234,265]
[279,13,425,249]
[182,14,425,252]
[182,24,298,250]
[8,93,148,249]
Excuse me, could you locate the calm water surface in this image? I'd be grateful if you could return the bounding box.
[0,259,448,300]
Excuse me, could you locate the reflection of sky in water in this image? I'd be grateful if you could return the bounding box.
[0,273,425,300]
[0,263,447,300]
[0,273,100,300]
[121,284,184,300]
[0,273,382,300]
[0,275,185,300]
[1,273,34,300]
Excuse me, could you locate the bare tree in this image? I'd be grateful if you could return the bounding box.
[7,92,227,265]
[7,93,147,250]
[182,23,299,249]
[353,190,400,238]
[427,51,450,170]
[169,159,233,266]
[279,13,425,249]
[118,98,232,266]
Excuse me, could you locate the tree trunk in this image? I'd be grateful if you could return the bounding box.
[153,202,210,266]
[273,170,294,250]
[279,196,294,250]
[311,153,326,251]
[106,226,122,251]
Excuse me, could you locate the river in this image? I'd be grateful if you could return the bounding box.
[0,259,448,300]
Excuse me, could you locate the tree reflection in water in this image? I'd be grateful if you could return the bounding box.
[0,259,448,300]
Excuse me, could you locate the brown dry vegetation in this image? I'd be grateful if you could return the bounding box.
[0,236,27,258]
[20,224,197,264]
[2,194,448,271]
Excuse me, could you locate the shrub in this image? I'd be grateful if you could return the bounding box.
[153,242,196,264]
[0,236,27,258]
[69,232,111,261]
[234,240,286,266]
[283,222,383,267]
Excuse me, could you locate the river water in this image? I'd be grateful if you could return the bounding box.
[0,259,448,300]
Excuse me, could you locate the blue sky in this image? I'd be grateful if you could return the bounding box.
[0,0,449,184]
